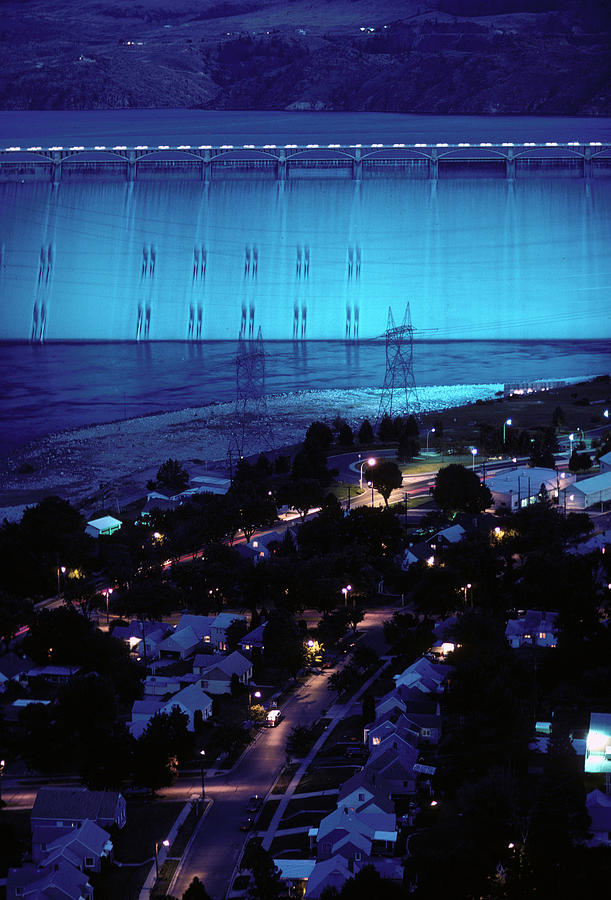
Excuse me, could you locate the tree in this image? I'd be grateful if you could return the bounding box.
[182,877,213,900]
[358,419,374,444]
[365,460,403,506]
[279,478,325,522]
[338,422,354,447]
[263,609,304,676]
[304,421,333,451]
[328,664,359,695]
[377,414,395,443]
[228,484,277,542]
[286,724,317,757]
[225,617,248,651]
[433,464,492,514]
[155,458,189,493]
[133,708,191,792]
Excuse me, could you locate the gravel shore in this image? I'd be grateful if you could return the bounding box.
[0,383,501,522]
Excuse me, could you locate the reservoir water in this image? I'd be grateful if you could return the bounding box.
[0,112,609,455]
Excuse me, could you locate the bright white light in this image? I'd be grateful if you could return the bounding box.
[545,142,558,147]
[284,143,297,148]
[506,418,512,426]
[414,143,427,148]
[220,144,234,149]
[523,142,536,146]
[95,145,108,150]
[328,143,340,148]
[243,144,255,148]
[590,141,602,146]
[371,143,384,148]
[69,146,84,150]
[27,146,42,151]
[567,141,580,146]
[458,142,470,147]
[198,145,212,149]
[502,142,514,146]
[306,144,319,148]
[157,145,170,150]
[7,146,21,151]
[134,145,148,150]
[177,145,192,149]
[113,145,127,150]
[436,142,448,147]
[393,143,405,147]
[49,146,63,151]
[480,142,492,147]
[262,144,276,149]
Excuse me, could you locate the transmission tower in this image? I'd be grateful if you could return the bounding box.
[377,303,419,422]
[229,326,272,461]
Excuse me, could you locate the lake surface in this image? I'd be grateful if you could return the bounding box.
[0,111,609,456]
[0,339,609,457]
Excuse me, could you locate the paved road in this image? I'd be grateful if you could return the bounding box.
[170,607,392,899]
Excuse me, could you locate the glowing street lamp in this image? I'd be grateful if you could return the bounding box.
[103,588,114,625]
[154,839,170,881]
[56,564,66,597]
[199,749,206,798]
[367,480,375,507]
[503,418,512,446]
[341,584,353,605]
[359,456,377,489]
[470,447,478,470]
[569,432,574,456]
[426,427,436,453]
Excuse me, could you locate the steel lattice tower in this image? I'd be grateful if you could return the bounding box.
[377,303,419,422]
[230,327,271,459]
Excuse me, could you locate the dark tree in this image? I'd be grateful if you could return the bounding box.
[155,458,189,493]
[338,422,354,447]
[358,419,374,444]
[304,421,333,451]
[279,477,325,522]
[433,464,492,514]
[263,609,304,676]
[182,877,213,900]
[365,460,403,506]
[377,414,395,443]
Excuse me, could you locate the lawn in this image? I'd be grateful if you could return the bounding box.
[279,795,338,829]
[268,831,311,858]
[324,714,364,745]
[297,766,360,794]
[272,763,299,795]
[93,799,183,900]
[256,798,280,830]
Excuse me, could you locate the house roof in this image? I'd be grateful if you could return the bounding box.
[305,855,352,899]
[7,859,92,899]
[86,515,122,531]
[333,830,371,857]
[41,819,111,869]
[32,787,123,823]
[0,652,32,679]
[212,612,246,631]
[505,610,558,638]
[159,626,202,654]
[565,470,611,497]
[434,524,465,544]
[274,859,316,880]
[112,620,169,641]
[175,614,216,639]
[215,651,252,678]
[163,683,213,715]
[27,665,82,678]
[239,622,266,648]
[317,806,374,843]
[337,771,377,804]
[132,698,164,717]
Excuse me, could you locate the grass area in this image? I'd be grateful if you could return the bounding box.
[256,798,280,830]
[272,763,299,795]
[324,714,363,745]
[93,799,183,900]
[331,483,366,501]
[169,805,200,857]
[279,795,338,829]
[268,831,312,858]
[297,766,360,794]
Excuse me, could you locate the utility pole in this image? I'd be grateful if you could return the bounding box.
[377,303,419,424]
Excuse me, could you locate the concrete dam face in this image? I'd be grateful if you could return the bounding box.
[1,176,610,342]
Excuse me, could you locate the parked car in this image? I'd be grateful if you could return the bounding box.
[239,817,254,831]
[247,795,262,812]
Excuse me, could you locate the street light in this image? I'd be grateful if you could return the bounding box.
[426,427,436,453]
[103,588,114,625]
[503,418,512,446]
[154,838,170,881]
[0,759,5,808]
[359,456,377,489]
[56,564,66,597]
[367,480,375,507]
[248,689,261,716]
[462,583,472,606]
[341,584,352,605]
[470,447,478,470]
[199,750,206,798]
[569,432,574,456]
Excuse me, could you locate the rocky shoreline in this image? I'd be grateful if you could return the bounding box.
[0,383,502,522]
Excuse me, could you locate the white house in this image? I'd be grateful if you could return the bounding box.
[560,471,611,511]
[7,859,93,900]
[0,653,33,691]
[161,683,213,730]
[486,466,575,511]
[585,712,611,774]
[394,656,449,694]
[586,789,611,845]
[210,613,247,651]
[505,610,559,649]
[599,450,611,473]
[40,819,113,873]
[196,651,253,694]
[85,515,122,538]
[31,787,126,862]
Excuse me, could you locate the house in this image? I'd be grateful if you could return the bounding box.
[585,712,611,774]
[7,859,93,900]
[305,855,352,899]
[130,697,164,736]
[0,652,33,691]
[40,819,113,873]
[586,789,611,845]
[190,474,231,494]
[158,614,216,660]
[31,787,126,861]
[85,515,122,538]
[239,622,266,653]
[365,713,420,752]
[433,524,466,547]
[394,656,449,694]
[567,528,611,556]
[160,683,213,729]
[196,651,253,694]
[400,541,434,571]
[486,466,575,511]
[560,471,611,511]
[374,692,407,721]
[600,450,611,473]
[505,610,558,649]
[141,492,179,515]
[26,665,81,685]
[210,613,247,651]
[143,674,183,696]
[430,615,460,658]
[365,739,419,797]
[112,620,171,663]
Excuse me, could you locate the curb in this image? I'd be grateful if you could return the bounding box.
[166,798,215,899]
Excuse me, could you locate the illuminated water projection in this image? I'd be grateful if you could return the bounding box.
[1,176,610,342]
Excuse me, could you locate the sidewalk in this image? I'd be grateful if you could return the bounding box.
[260,658,391,851]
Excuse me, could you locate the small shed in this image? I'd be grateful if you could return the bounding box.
[560,471,611,511]
[85,515,122,538]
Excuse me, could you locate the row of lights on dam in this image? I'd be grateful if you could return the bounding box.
[4,141,605,152]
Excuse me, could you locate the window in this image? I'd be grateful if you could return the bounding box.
[85,856,95,868]
[354,852,361,861]
[539,632,546,640]
[358,793,365,801]
[372,737,380,746]
[421,727,431,737]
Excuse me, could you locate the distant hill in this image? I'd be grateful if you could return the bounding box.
[0,0,609,113]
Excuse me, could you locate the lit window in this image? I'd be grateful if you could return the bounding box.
[539,632,546,639]
[372,737,380,745]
